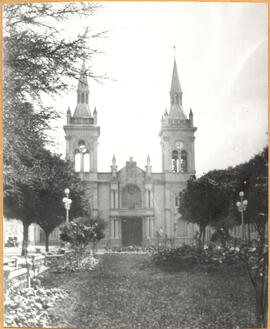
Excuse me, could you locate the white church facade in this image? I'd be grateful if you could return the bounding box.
[63,58,198,247]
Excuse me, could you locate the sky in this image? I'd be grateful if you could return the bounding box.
[48,1,268,176]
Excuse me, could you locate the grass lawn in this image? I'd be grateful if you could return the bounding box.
[42,253,256,329]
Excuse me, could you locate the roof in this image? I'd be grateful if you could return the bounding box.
[73,103,92,118]
[170,59,182,95]
[77,60,89,91]
[169,104,187,120]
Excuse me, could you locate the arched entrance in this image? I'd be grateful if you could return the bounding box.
[122,217,142,246]
[121,184,142,246]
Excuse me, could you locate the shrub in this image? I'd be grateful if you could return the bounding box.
[151,240,268,328]
[60,218,105,250]
[151,244,200,269]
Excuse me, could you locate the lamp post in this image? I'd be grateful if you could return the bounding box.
[62,188,72,224]
[236,191,248,240]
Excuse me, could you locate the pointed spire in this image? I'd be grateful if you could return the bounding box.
[189,108,193,126]
[168,55,187,120]
[78,60,89,91]
[93,107,97,124]
[111,154,117,177]
[170,58,182,97]
[67,107,71,124]
[73,60,91,118]
[145,154,152,176]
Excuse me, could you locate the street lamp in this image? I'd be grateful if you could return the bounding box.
[62,188,72,224]
[236,191,248,240]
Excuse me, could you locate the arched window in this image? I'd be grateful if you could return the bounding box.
[83,152,90,172]
[81,93,85,103]
[122,184,141,208]
[74,150,80,172]
[171,95,174,105]
[175,94,179,105]
[77,93,80,104]
[180,151,188,172]
[172,150,180,173]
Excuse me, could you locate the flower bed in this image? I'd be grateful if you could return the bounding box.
[106,245,156,253]
[4,251,100,328]
[46,251,99,273]
[5,286,68,327]
[150,242,267,271]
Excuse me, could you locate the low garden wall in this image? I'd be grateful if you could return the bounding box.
[4,255,48,298]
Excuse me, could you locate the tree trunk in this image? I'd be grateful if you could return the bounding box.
[198,227,202,249]
[255,290,265,328]
[92,240,96,255]
[202,226,206,248]
[260,223,266,245]
[45,232,50,252]
[21,222,29,256]
[247,223,251,243]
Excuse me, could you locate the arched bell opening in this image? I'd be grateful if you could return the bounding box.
[83,152,90,172]
[171,150,180,173]
[74,140,91,173]
[180,150,188,172]
[74,149,81,172]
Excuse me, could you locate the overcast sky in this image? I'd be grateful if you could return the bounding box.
[48,2,268,176]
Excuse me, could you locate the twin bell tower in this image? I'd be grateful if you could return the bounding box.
[63,56,197,247]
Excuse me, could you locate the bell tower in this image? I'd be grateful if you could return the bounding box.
[159,58,196,176]
[64,61,100,175]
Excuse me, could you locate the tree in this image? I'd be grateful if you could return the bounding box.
[228,148,268,327]
[60,216,106,256]
[3,3,102,102]
[32,149,87,252]
[4,182,39,256]
[180,171,232,248]
[233,147,268,243]
[73,216,106,252]
[3,2,104,189]
[3,2,102,172]
[3,3,105,254]
[180,149,268,326]
[180,146,268,247]
[4,146,87,255]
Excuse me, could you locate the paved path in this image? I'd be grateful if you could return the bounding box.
[44,253,255,329]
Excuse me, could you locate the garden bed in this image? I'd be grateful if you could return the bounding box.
[4,251,99,328]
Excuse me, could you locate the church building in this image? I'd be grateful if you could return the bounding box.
[63,58,197,247]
